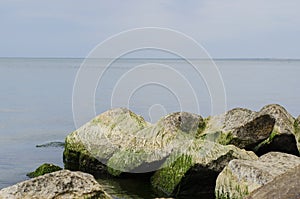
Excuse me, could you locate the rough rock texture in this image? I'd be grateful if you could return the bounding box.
[0,170,112,199]
[63,108,149,175]
[215,152,300,199]
[151,140,257,198]
[295,115,300,152]
[255,104,299,156]
[107,112,205,175]
[27,163,62,178]
[201,108,275,150]
[245,164,300,199]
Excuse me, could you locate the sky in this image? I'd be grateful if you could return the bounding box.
[1,0,300,58]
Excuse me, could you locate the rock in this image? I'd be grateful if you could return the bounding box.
[295,115,300,151]
[245,164,300,199]
[201,108,275,150]
[255,104,299,156]
[215,152,300,199]
[63,108,149,175]
[107,112,205,176]
[0,170,112,199]
[151,140,257,198]
[36,141,65,148]
[27,163,62,178]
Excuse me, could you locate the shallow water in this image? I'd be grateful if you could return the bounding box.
[0,58,299,197]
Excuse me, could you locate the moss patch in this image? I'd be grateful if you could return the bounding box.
[27,163,62,178]
[151,154,194,196]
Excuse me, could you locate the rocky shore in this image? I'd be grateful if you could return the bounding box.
[1,104,299,199]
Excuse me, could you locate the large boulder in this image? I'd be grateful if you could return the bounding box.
[0,170,112,199]
[151,140,257,198]
[63,108,149,175]
[201,108,275,150]
[245,164,300,199]
[215,152,300,199]
[107,112,205,176]
[255,104,299,156]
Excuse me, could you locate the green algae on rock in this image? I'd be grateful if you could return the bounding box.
[215,152,300,199]
[151,139,257,198]
[27,163,62,178]
[107,112,204,175]
[64,108,149,176]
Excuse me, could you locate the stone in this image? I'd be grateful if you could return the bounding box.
[63,108,149,176]
[201,108,275,150]
[0,170,112,199]
[215,152,300,199]
[107,112,205,176]
[27,163,62,178]
[245,164,300,199]
[151,139,257,198]
[255,104,299,156]
[36,141,65,148]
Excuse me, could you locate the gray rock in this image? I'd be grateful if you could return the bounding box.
[0,170,112,199]
[255,104,299,156]
[202,108,275,150]
[151,140,257,198]
[107,112,204,175]
[215,152,300,199]
[245,164,300,199]
[36,141,65,148]
[63,108,149,175]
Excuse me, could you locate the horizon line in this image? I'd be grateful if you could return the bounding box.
[1,57,300,61]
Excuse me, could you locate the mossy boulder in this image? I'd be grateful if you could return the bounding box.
[255,104,299,156]
[201,108,275,150]
[215,152,300,199]
[63,108,149,176]
[27,163,62,178]
[107,112,204,175]
[151,139,257,198]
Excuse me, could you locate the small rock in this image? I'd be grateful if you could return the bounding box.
[36,141,65,148]
[0,170,112,199]
[27,163,62,178]
[215,152,300,199]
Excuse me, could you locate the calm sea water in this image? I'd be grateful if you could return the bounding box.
[0,58,299,197]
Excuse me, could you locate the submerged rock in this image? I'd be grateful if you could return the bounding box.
[215,152,300,199]
[27,163,62,178]
[245,164,300,199]
[255,104,299,156]
[201,108,275,150]
[36,141,65,148]
[63,108,149,175]
[151,140,257,198]
[0,170,112,199]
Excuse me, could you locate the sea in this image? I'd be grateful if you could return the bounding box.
[0,58,299,198]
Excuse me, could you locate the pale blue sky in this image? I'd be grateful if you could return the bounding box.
[1,0,300,58]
